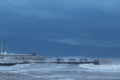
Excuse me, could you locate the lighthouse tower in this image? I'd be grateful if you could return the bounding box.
[0,40,7,54]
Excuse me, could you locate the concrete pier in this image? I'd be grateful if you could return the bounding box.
[51,57,100,65]
[0,55,100,66]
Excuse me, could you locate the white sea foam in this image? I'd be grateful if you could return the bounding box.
[0,62,120,80]
[0,63,68,74]
[79,64,120,72]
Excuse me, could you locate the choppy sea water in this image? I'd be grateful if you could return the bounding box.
[0,58,120,80]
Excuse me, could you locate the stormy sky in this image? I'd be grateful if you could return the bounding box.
[0,0,120,57]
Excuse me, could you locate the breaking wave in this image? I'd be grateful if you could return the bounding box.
[79,64,120,72]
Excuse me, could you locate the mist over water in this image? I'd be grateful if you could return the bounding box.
[0,58,120,80]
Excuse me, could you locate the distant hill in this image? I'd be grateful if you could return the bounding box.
[3,39,120,58]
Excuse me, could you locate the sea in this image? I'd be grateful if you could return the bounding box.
[0,57,120,80]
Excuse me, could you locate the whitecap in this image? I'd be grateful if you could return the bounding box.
[79,64,120,72]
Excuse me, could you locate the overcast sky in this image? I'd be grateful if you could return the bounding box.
[0,0,120,47]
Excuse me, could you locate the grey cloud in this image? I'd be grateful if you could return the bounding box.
[0,0,120,47]
[1,0,120,18]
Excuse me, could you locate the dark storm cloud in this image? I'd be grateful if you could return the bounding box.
[1,0,120,19]
[0,0,120,46]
